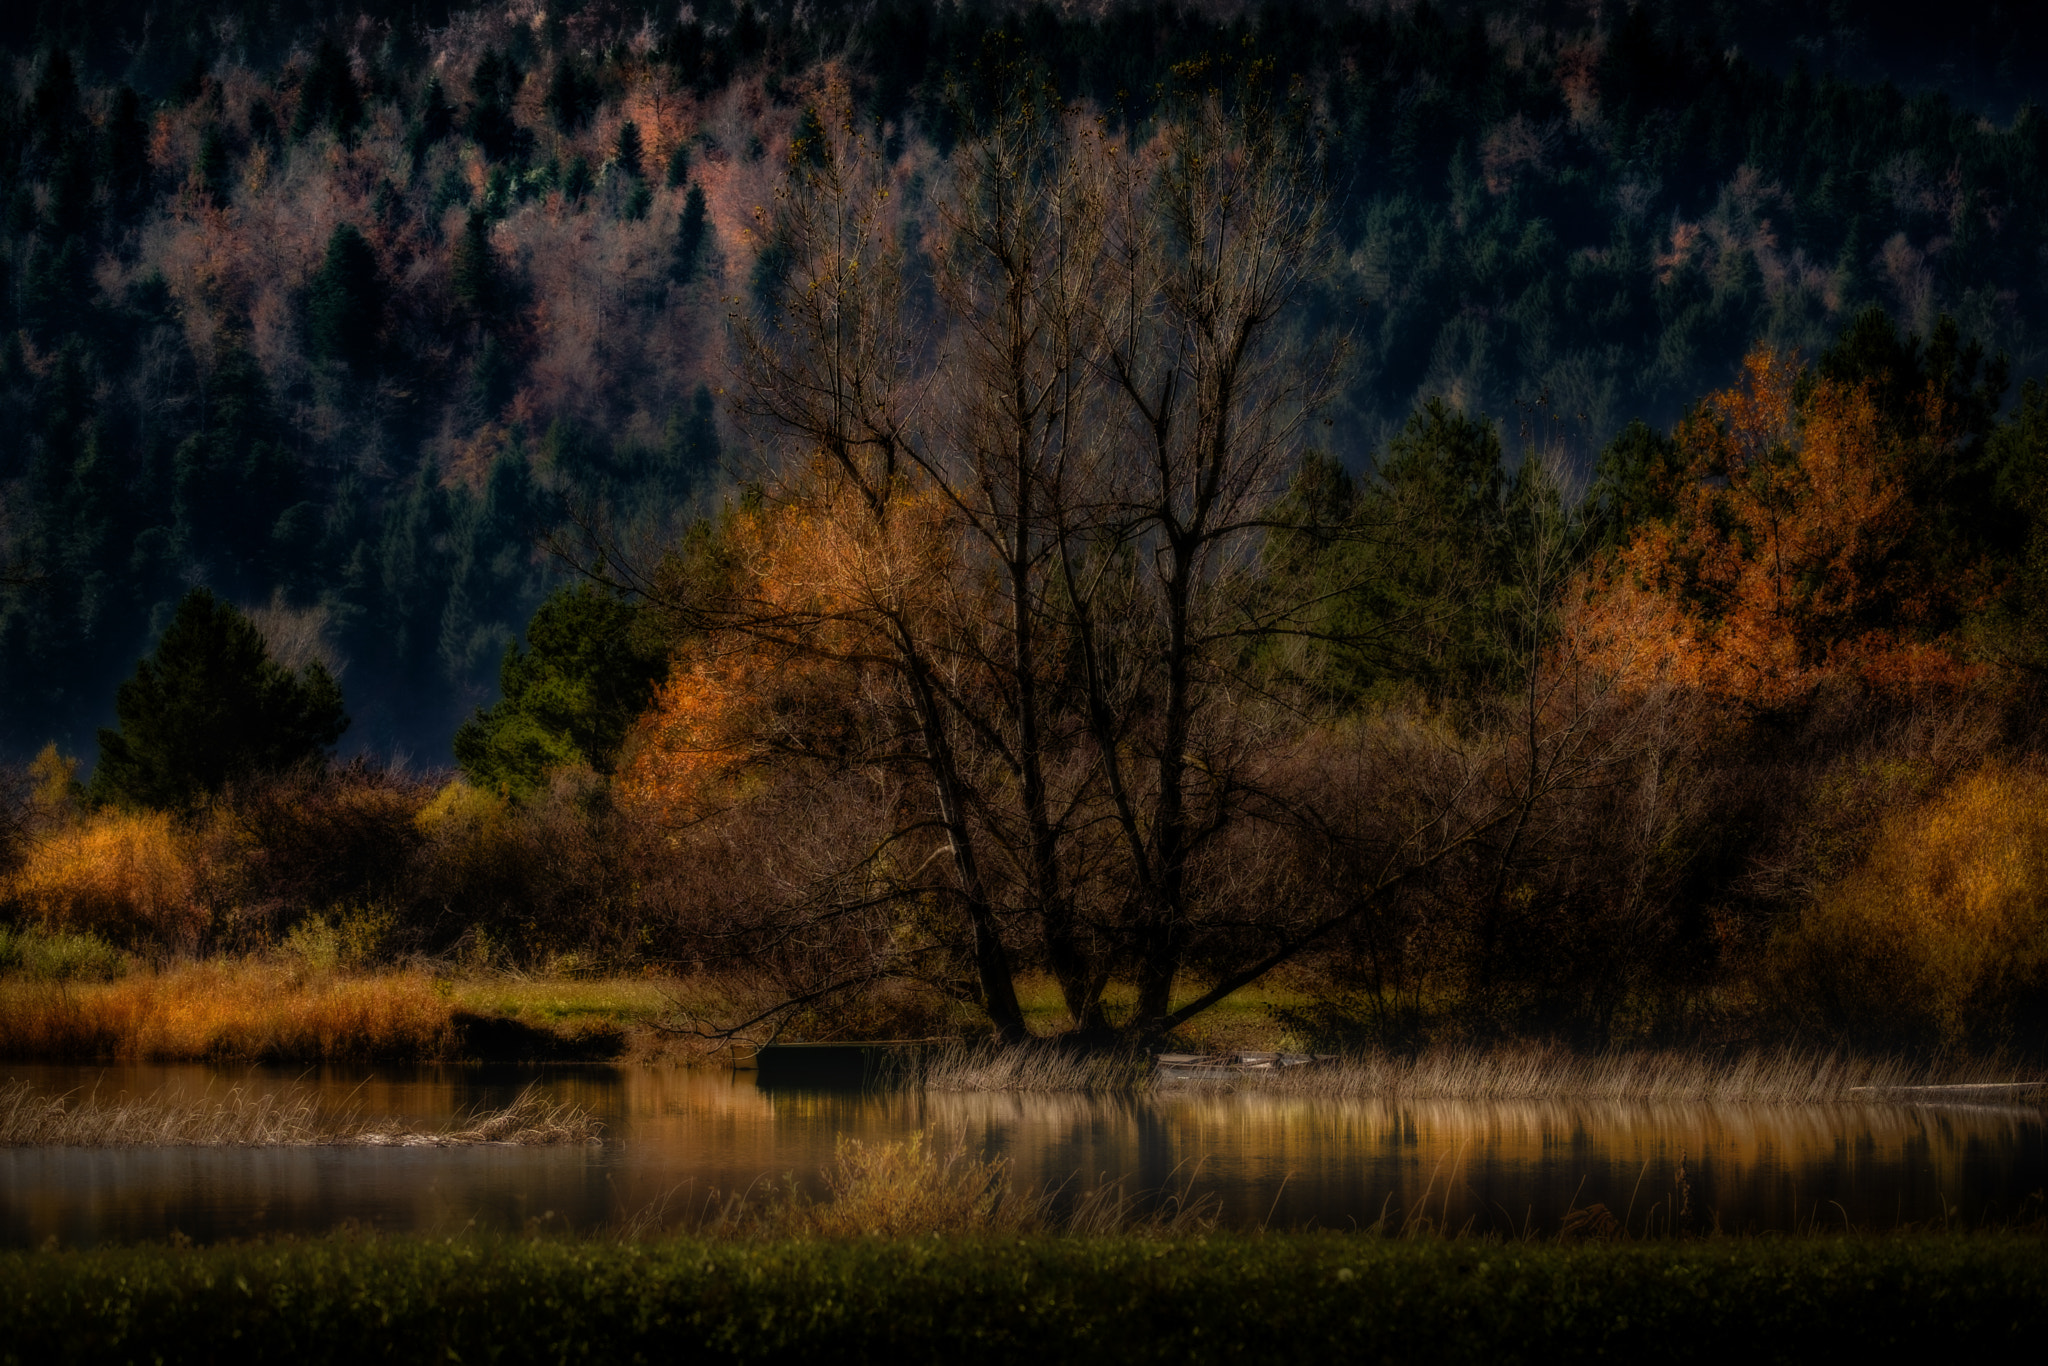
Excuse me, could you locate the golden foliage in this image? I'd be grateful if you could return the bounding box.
[1767,760,2048,1044]
[3,811,205,948]
[623,471,967,823]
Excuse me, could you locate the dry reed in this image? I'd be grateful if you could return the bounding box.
[0,1080,601,1147]
[0,960,460,1061]
[919,1040,2038,1103]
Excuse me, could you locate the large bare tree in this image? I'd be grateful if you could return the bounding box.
[639,75,1639,1046]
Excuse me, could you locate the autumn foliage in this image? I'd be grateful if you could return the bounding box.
[1577,347,1980,707]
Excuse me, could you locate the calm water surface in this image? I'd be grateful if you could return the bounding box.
[3,1063,2043,1245]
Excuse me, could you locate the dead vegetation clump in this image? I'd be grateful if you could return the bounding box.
[0,1080,601,1147]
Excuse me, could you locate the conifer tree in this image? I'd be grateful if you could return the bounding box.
[305,223,384,372]
[92,589,348,808]
[614,119,645,176]
[673,182,708,283]
[454,583,666,795]
[451,209,500,323]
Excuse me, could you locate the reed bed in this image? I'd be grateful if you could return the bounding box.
[0,959,460,1060]
[912,1041,1157,1093]
[918,1040,2042,1103]
[624,1127,1218,1240]
[0,1080,602,1147]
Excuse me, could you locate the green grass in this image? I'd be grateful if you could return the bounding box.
[2,1232,2043,1364]
[1011,971,1313,1050]
[446,976,673,1031]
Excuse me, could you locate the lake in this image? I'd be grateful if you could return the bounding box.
[4,1063,2042,1245]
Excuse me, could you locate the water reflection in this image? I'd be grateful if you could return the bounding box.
[3,1063,2041,1245]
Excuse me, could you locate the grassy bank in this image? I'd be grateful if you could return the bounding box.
[0,954,676,1062]
[3,1232,2044,1365]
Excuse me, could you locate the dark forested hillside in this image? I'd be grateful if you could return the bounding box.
[3,0,2045,767]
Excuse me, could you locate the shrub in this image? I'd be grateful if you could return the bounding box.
[214,762,429,943]
[2,810,205,949]
[1765,759,2048,1047]
[0,924,128,981]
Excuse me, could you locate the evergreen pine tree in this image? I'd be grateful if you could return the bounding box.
[92,588,349,808]
[614,119,645,176]
[305,223,385,372]
[673,182,708,284]
[451,209,501,323]
[453,583,666,795]
[197,124,233,206]
[294,38,364,143]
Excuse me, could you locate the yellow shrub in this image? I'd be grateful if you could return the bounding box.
[1768,761,2048,1045]
[4,811,205,949]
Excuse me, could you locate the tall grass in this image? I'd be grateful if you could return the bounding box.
[914,1041,1156,1092]
[919,1040,2034,1102]
[0,1079,602,1146]
[0,959,460,1060]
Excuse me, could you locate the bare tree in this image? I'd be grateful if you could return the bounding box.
[647,76,1637,1047]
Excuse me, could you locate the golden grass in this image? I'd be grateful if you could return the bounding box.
[3,810,204,946]
[919,1039,2032,1102]
[0,960,460,1061]
[0,1080,602,1146]
[1008,971,1308,1052]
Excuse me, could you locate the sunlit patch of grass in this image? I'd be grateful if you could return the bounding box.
[446,977,673,1030]
[1007,971,1311,1051]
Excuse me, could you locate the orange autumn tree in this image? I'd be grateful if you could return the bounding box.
[623,473,967,825]
[1578,347,1981,707]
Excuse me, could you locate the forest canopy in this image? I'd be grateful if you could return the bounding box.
[3,1,2047,768]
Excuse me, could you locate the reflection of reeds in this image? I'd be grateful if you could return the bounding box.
[630,1127,1219,1239]
[0,1080,601,1147]
[914,1041,1156,1092]
[924,1040,2039,1102]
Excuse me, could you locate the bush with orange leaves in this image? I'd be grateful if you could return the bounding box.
[1578,347,1981,708]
